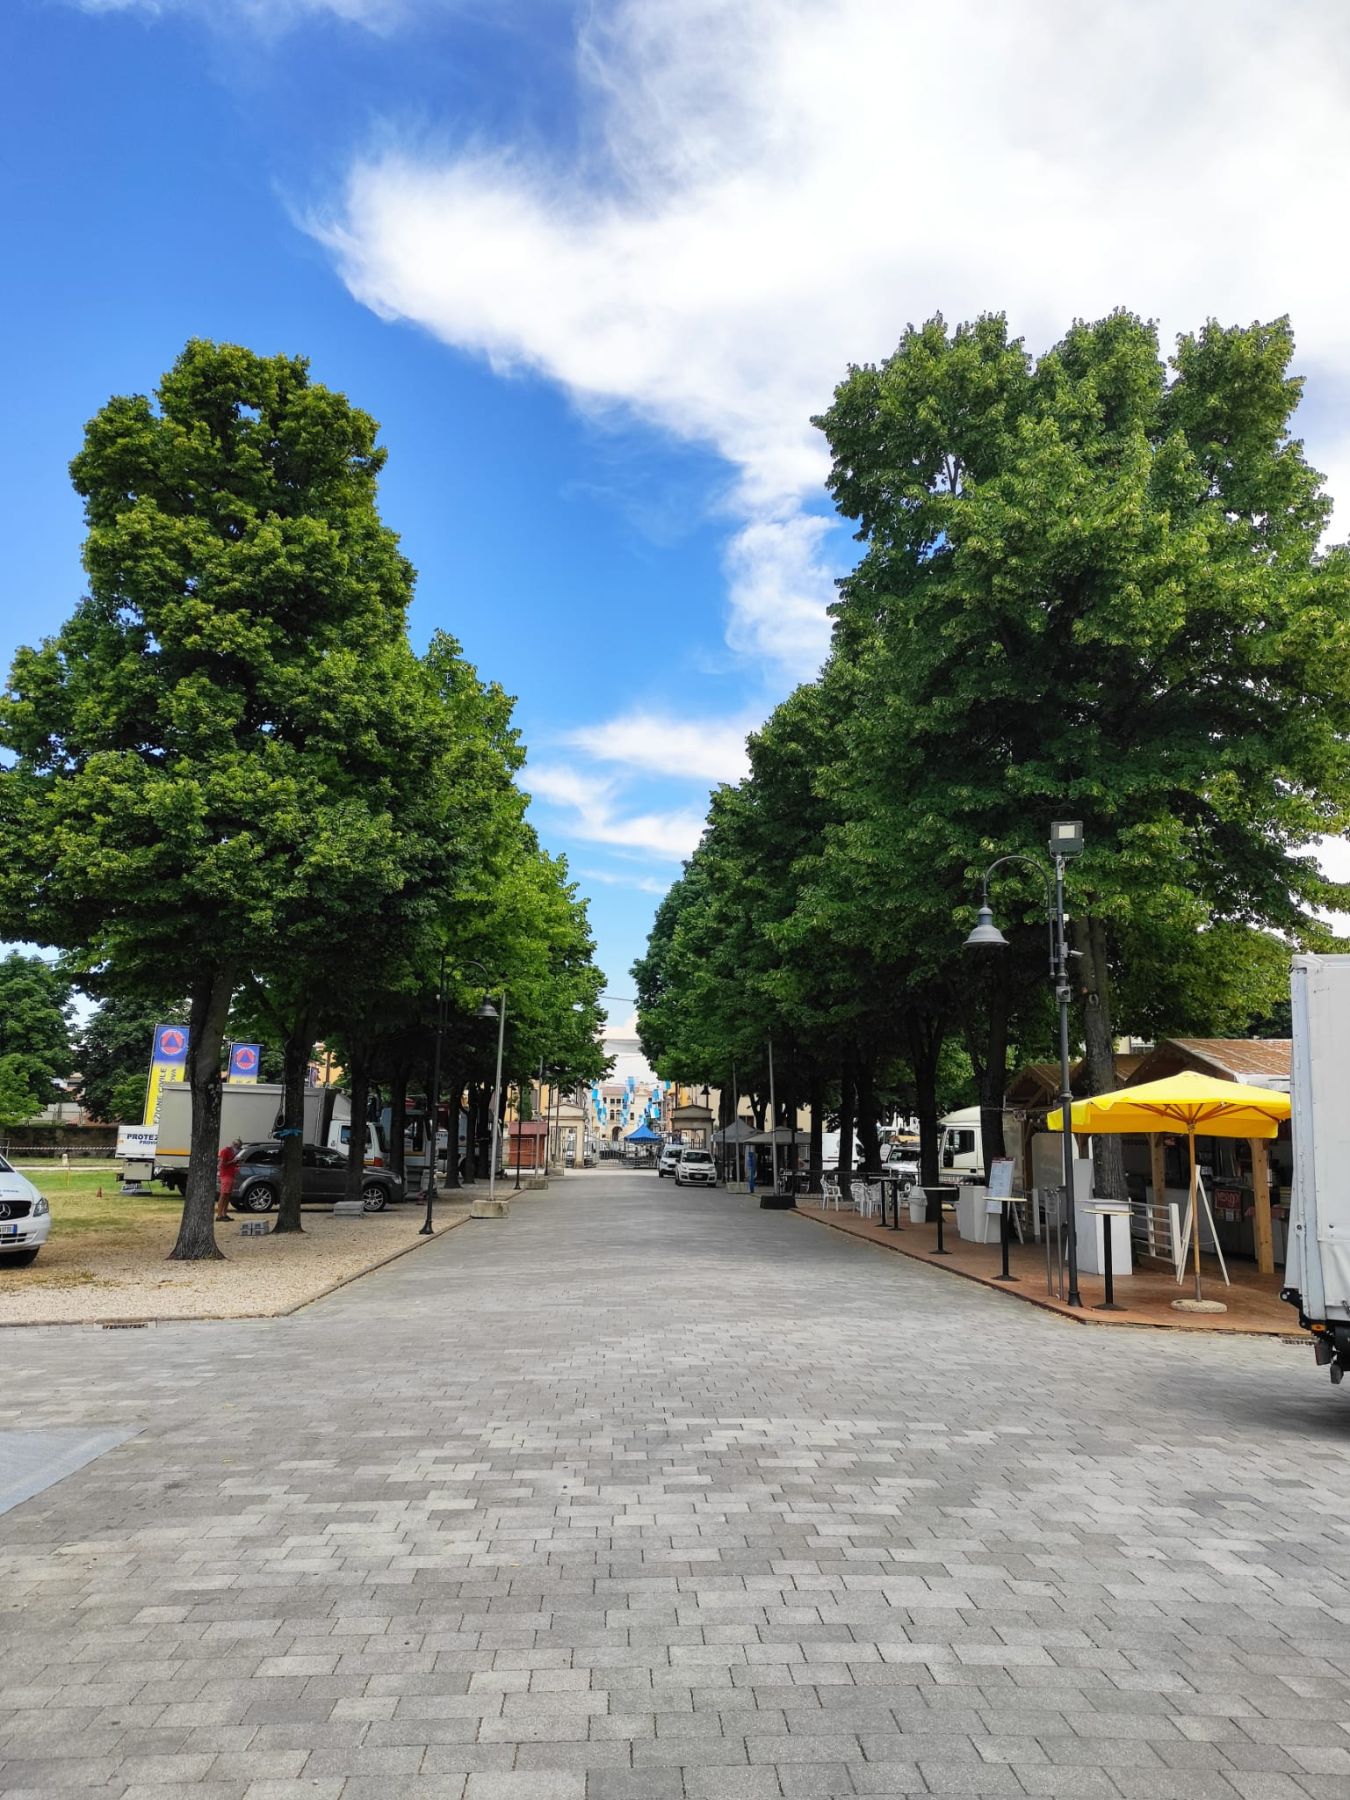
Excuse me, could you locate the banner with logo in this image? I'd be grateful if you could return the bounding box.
[227,1042,261,1084]
[144,1022,189,1125]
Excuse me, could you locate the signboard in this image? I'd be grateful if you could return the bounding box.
[144,1022,189,1125]
[227,1043,261,1084]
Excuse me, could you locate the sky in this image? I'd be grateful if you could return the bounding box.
[6,0,1350,998]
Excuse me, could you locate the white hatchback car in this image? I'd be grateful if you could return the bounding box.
[675,1147,718,1188]
[0,1155,51,1266]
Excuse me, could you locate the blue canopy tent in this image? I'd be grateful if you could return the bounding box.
[624,1121,662,1164]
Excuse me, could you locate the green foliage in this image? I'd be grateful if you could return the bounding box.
[76,993,181,1122]
[0,952,74,1112]
[639,308,1350,1183]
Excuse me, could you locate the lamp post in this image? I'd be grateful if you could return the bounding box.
[964,821,1084,1309]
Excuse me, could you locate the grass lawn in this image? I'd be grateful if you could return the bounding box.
[5,1167,184,1285]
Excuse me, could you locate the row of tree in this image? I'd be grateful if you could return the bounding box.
[635,311,1350,1193]
[0,340,609,1258]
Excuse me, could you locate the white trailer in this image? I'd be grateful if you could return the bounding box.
[119,1081,384,1190]
[1285,953,1350,1381]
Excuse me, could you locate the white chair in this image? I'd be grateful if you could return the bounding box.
[851,1179,879,1220]
[820,1173,842,1210]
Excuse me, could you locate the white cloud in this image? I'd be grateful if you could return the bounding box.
[580,867,672,896]
[564,710,753,785]
[527,764,704,860]
[319,0,1350,678]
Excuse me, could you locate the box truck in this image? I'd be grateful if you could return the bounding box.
[1283,953,1350,1382]
[118,1081,384,1191]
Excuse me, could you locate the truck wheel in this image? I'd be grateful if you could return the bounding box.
[239,1183,277,1213]
[1,1248,39,1268]
[361,1182,388,1213]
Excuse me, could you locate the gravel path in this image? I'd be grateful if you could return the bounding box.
[0,1204,467,1326]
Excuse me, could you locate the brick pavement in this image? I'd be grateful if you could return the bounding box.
[2,1168,1349,1799]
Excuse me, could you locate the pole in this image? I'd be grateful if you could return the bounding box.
[487,990,506,1207]
[1190,1128,1202,1303]
[420,953,444,1235]
[513,1082,523,1190]
[1054,853,1082,1307]
[768,1035,779,1196]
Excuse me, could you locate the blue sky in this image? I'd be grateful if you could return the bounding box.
[6,0,1350,995]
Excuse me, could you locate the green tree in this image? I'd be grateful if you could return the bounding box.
[0,340,422,1257]
[76,993,179,1122]
[0,952,74,1112]
[816,310,1350,1192]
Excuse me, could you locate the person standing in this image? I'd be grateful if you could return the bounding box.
[216,1136,242,1222]
[746,1146,757,1195]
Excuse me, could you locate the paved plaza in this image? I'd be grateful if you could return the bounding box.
[4,1169,1350,1800]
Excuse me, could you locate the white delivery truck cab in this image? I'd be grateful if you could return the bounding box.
[1285,953,1350,1381]
[939,1106,985,1185]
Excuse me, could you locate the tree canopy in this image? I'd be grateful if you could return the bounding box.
[638,310,1350,1191]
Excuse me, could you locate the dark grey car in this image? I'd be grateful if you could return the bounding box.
[232,1142,404,1213]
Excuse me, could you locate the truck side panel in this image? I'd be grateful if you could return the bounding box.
[1289,955,1350,1324]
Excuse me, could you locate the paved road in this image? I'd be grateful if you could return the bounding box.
[3,1169,1350,1800]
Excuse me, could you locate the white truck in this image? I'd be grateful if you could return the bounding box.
[118,1081,385,1191]
[1284,953,1350,1382]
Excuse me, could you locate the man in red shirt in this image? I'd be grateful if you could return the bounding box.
[216,1137,242,1222]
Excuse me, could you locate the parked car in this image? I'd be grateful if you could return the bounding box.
[658,1143,683,1179]
[880,1141,920,1191]
[232,1143,404,1213]
[675,1147,717,1188]
[0,1155,50,1266]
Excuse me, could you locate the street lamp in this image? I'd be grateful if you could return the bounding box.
[964,821,1084,1308]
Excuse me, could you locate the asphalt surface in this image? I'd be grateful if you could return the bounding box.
[3,1166,1349,1800]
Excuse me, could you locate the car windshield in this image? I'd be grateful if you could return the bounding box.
[683,1151,712,1164]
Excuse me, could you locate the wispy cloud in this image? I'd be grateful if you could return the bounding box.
[317,0,1350,683]
[580,867,672,896]
[563,710,753,786]
[527,764,704,860]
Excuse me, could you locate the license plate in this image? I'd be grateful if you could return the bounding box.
[1,1224,19,1239]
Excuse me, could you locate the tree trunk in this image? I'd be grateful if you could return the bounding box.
[836,1046,856,1187]
[387,1062,408,1181]
[273,1010,311,1235]
[344,1056,371,1205]
[1074,913,1126,1200]
[856,1053,881,1175]
[749,1091,766,1130]
[808,1074,824,1191]
[979,983,1009,1176]
[169,965,234,1262]
[907,1011,944,1190]
[444,1071,462,1188]
[462,1080,479,1184]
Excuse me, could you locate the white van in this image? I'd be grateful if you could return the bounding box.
[939,1106,984,1185]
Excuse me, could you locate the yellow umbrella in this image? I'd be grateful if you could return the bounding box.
[1048,1072,1290,1308]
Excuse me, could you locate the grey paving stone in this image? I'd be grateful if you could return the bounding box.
[0,1172,1343,1800]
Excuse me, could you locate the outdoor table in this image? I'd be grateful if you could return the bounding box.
[1085,1201,1131,1310]
[926,1186,955,1256]
[877,1174,904,1230]
[992,1193,1022,1282]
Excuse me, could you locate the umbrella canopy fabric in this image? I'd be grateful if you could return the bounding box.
[1046,1072,1290,1307]
[713,1120,759,1143]
[1047,1072,1289,1138]
[625,1122,662,1142]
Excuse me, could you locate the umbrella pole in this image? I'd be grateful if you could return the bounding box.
[1190,1129,1203,1304]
